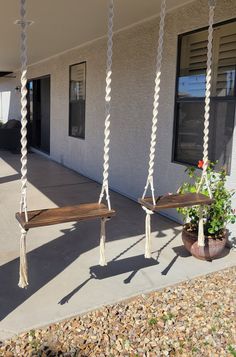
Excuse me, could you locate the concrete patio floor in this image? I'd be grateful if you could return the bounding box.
[0,150,235,341]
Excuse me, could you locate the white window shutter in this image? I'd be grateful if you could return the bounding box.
[213,22,236,97]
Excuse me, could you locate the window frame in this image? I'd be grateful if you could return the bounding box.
[172,18,236,171]
[68,61,87,140]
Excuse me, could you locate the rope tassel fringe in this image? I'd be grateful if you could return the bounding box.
[99,218,108,266]
[18,227,28,289]
[143,207,154,259]
[197,206,205,247]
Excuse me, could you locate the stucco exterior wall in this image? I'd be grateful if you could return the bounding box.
[1,0,236,243]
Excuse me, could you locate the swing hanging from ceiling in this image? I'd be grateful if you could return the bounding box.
[139,0,216,258]
[16,0,116,288]
[15,0,217,288]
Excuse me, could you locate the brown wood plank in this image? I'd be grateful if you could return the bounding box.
[16,203,116,230]
[139,193,214,211]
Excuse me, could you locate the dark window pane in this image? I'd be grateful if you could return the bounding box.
[69,62,86,139]
[209,101,235,172]
[174,102,204,165]
[173,20,236,174]
[69,101,85,138]
[174,101,236,173]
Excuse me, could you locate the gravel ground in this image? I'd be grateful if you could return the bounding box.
[0,267,235,357]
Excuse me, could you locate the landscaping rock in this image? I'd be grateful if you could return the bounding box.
[0,267,235,356]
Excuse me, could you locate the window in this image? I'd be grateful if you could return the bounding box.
[173,20,236,173]
[69,62,86,139]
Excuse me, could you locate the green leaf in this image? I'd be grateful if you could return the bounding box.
[228,345,236,357]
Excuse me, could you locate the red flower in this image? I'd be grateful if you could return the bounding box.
[198,160,204,169]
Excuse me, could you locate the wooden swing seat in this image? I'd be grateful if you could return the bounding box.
[16,203,115,230]
[139,193,214,211]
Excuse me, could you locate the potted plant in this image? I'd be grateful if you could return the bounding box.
[177,161,236,260]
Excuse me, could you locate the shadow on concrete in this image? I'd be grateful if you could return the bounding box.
[161,245,230,275]
[0,173,20,185]
[58,232,181,305]
[59,254,158,305]
[0,152,181,320]
[0,220,177,320]
[161,245,191,275]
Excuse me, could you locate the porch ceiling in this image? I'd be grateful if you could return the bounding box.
[0,0,194,71]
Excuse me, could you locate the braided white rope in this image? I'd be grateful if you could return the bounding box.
[197,0,216,247]
[17,0,29,288]
[198,1,215,195]
[99,0,114,211]
[142,0,166,205]
[19,0,28,222]
[197,1,215,198]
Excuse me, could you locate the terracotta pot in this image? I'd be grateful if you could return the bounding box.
[182,226,227,261]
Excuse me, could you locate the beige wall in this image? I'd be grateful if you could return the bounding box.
[0,78,20,123]
[1,0,236,243]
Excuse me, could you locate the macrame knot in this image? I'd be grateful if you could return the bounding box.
[21,227,27,237]
[142,206,154,258]
[208,0,216,7]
